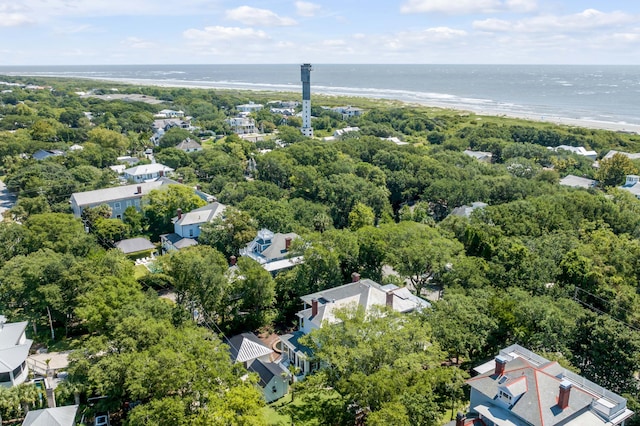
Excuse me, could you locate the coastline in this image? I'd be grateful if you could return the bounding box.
[13,74,640,135]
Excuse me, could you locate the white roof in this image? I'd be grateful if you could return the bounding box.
[559,175,597,189]
[124,163,174,177]
[23,405,79,426]
[173,202,226,227]
[0,342,32,373]
[0,321,28,349]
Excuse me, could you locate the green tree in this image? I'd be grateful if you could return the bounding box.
[199,207,257,258]
[348,202,375,231]
[596,153,637,187]
[143,185,206,237]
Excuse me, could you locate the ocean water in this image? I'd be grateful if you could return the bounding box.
[1,64,639,126]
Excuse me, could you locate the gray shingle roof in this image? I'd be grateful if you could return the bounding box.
[114,237,155,254]
[173,202,226,227]
[559,175,597,189]
[70,181,166,207]
[175,138,202,151]
[248,359,288,387]
[226,333,273,363]
[124,163,174,177]
[22,405,79,426]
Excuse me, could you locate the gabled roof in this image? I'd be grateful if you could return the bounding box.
[175,138,202,151]
[0,320,28,350]
[559,175,597,189]
[173,202,226,227]
[248,359,288,387]
[0,318,32,374]
[22,405,79,426]
[226,333,273,364]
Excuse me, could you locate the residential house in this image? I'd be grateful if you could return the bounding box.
[382,136,408,146]
[0,315,33,387]
[226,117,257,134]
[279,277,430,378]
[464,150,493,163]
[330,106,364,119]
[22,405,79,426]
[114,237,156,256]
[124,163,174,183]
[333,126,360,138]
[602,150,640,161]
[226,333,289,403]
[160,202,226,253]
[451,202,488,218]
[32,149,64,161]
[559,174,597,189]
[619,174,640,198]
[465,344,634,426]
[150,118,195,145]
[550,145,598,161]
[70,178,175,219]
[236,102,263,113]
[68,144,84,151]
[239,229,303,274]
[175,138,203,153]
[154,109,185,118]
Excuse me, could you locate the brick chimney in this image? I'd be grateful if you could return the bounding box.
[178,177,184,184]
[386,290,394,309]
[311,299,318,317]
[177,208,183,220]
[351,272,361,283]
[455,412,466,426]
[495,355,508,376]
[558,380,572,409]
[285,237,292,250]
[159,170,164,177]
[229,255,237,266]
[136,185,142,194]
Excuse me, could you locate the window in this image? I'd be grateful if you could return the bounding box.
[12,363,23,379]
[114,202,121,210]
[499,390,512,402]
[126,200,132,207]
[272,385,277,393]
[0,372,10,383]
[189,229,194,237]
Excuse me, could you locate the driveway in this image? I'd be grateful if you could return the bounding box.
[0,180,16,221]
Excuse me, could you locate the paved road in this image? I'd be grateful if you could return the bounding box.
[0,180,16,221]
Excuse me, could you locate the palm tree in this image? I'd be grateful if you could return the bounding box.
[14,383,38,418]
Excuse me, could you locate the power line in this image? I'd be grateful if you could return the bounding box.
[571,286,640,332]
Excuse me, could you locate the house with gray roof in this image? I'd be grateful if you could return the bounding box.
[124,163,174,183]
[22,405,79,426]
[114,237,156,255]
[226,333,289,403]
[559,174,597,189]
[0,315,33,387]
[160,202,227,253]
[175,138,203,153]
[465,344,633,426]
[619,174,640,199]
[70,178,175,219]
[451,202,488,218]
[464,150,493,163]
[239,229,303,274]
[279,276,430,378]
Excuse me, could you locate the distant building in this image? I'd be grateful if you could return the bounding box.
[464,150,493,163]
[32,149,64,161]
[226,117,257,135]
[465,344,634,426]
[619,174,640,198]
[124,163,174,183]
[236,102,263,113]
[154,109,185,118]
[330,106,364,119]
[559,174,597,189]
[333,126,360,138]
[175,138,203,153]
[300,64,313,137]
[160,202,227,253]
[550,145,598,161]
[240,228,303,274]
[451,202,488,218]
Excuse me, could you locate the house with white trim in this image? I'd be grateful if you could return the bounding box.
[124,163,174,183]
[0,315,32,387]
[239,229,303,274]
[160,202,226,253]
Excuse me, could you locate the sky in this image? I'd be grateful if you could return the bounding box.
[1,0,640,65]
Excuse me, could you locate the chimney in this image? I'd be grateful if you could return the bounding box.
[495,355,508,376]
[136,185,142,194]
[178,177,183,184]
[159,170,164,177]
[386,290,394,309]
[230,255,237,266]
[351,272,361,283]
[177,208,183,220]
[558,380,572,409]
[196,184,202,191]
[285,237,292,250]
[455,412,466,426]
[311,299,318,317]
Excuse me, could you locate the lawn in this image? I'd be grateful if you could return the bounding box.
[262,388,344,425]
[134,264,149,279]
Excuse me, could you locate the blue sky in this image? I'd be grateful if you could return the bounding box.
[1,0,640,65]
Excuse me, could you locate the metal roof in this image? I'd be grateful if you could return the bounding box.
[226,333,273,364]
[22,405,79,426]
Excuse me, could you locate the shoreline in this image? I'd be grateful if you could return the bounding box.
[9,74,640,135]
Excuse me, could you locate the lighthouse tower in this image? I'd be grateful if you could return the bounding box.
[300,63,313,137]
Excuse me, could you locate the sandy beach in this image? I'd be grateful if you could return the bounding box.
[47,74,640,135]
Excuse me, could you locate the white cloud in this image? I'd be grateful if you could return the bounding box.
[401,0,501,14]
[473,9,635,33]
[225,6,297,26]
[295,1,321,17]
[0,12,34,26]
[123,37,156,49]
[505,0,537,13]
[183,26,269,47]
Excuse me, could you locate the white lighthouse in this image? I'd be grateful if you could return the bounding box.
[300,63,313,137]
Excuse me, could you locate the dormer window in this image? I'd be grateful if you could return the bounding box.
[499,390,512,403]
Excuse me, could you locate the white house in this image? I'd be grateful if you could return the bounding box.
[550,145,598,161]
[175,138,203,153]
[0,315,32,387]
[619,174,640,198]
[465,344,634,426]
[124,163,174,183]
[226,333,289,403]
[226,117,257,135]
[333,127,360,138]
[154,109,184,118]
[239,229,303,274]
[236,102,263,113]
[464,149,493,163]
[330,106,364,119]
[279,277,430,378]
